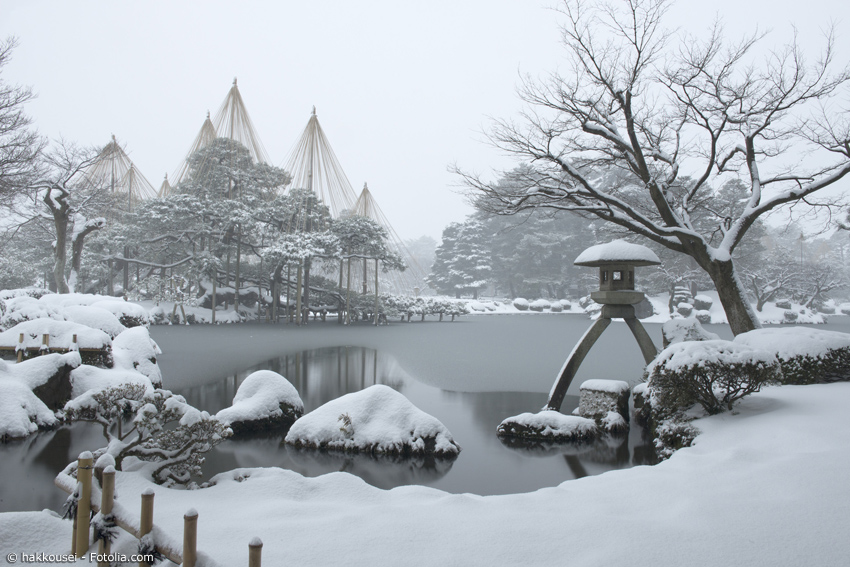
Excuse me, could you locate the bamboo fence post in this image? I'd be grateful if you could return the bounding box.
[75,452,93,557]
[139,489,154,567]
[98,466,116,566]
[248,537,263,567]
[16,333,23,362]
[71,515,77,556]
[40,333,49,355]
[183,509,198,567]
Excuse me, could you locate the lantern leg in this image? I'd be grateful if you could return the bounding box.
[624,317,658,364]
[546,317,611,411]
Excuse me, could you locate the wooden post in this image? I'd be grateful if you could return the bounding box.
[71,334,78,352]
[41,333,49,355]
[75,452,93,557]
[295,263,303,326]
[98,466,116,566]
[248,538,263,567]
[139,489,154,567]
[374,258,379,326]
[71,515,77,556]
[16,333,23,363]
[183,509,198,567]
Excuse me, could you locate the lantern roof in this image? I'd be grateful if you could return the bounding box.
[574,240,661,267]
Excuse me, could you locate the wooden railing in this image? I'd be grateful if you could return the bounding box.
[56,453,264,566]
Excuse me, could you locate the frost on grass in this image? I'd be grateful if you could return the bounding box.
[216,370,304,435]
[285,385,459,457]
[497,410,599,443]
[733,327,850,385]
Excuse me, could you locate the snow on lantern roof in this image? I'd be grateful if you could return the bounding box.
[574,240,661,267]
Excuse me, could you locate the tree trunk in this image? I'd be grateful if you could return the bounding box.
[704,259,760,335]
[69,221,103,293]
[51,214,70,294]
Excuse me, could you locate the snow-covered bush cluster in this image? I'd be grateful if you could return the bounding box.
[380,294,470,321]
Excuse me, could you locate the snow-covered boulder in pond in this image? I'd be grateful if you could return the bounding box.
[0,351,81,424]
[647,340,781,418]
[497,410,599,443]
[217,371,304,435]
[0,373,57,440]
[733,327,850,385]
[512,298,529,311]
[577,379,630,434]
[63,305,126,338]
[91,300,151,328]
[661,318,720,349]
[693,295,713,311]
[113,327,163,387]
[285,384,459,457]
[0,319,112,367]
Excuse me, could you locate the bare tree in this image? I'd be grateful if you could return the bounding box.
[0,37,45,207]
[30,141,109,293]
[459,0,850,334]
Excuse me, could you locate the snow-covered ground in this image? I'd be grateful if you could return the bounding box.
[3,382,848,566]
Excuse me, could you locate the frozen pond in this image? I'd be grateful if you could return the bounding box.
[4,314,850,512]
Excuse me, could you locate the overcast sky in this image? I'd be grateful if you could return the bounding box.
[1,0,847,241]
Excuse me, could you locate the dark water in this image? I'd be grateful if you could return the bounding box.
[4,314,850,512]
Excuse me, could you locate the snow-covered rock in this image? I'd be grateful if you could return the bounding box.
[577,379,630,433]
[113,327,163,387]
[0,378,57,440]
[497,410,599,443]
[285,385,459,457]
[733,327,850,385]
[217,370,304,434]
[512,298,529,311]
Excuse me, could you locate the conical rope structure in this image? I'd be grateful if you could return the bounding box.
[352,183,428,295]
[169,112,217,188]
[282,107,357,225]
[80,135,157,214]
[157,173,173,199]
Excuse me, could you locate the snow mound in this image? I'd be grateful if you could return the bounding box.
[66,365,155,410]
[217,370,304,434]
[285,385,460,457]
[0,296,64,330]
[497,410,599,442]
[512,298,529,311]
[574,239,660,266]
[62,305,126,338]
[580,379,630,394]
[113,327,163,387]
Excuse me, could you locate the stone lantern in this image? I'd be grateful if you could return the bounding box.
[546,240,661,411]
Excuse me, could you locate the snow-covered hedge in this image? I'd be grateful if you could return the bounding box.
[113,327,163,387]
[0,319,113,367]
[512,298,529,311]
[733,328,850,385]
[529,299,551,312]
[285,385,460,457]
[646,340,782,417]
[62,305,126,338]
[91,300,151,328]
[661,318,720,349]
[497,410,599,443]
[217,370,304,435]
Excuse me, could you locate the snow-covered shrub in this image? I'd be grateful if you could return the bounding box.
[775,299,792,309]
[694,310,712,324]
[632,382,651,427]
[285,385,459,457]
[647,340,781,417]
[661,318,720,349]
[733,327,850,385]
[216,370,304,435]
[62,305,126,338]
[577,379,630,434]
[0,296,64,331]
[654,419,700,461]
[497,411,599,443]
[64,385,231,485]
[512,298,529,311]
[676,302,694,317]
[693,295,713,311]
[112,327,163,387]
[559,299,572,310]
[529,299,551,312]
[91,300,151,328]
[783,310,799,323]
[550,302,563,312]
[634,297,655,319]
